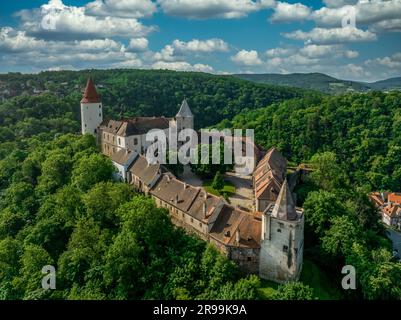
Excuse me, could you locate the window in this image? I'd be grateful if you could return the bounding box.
[247,257,252,262]
[199,222,202,227]
[99,113,102,117]
[134,138,138,145]
[99,105,101,109]
[118,138,121,145]
[182,213,185,218]
[277,229,281,233]
[94,129,97,134]
[191,218,193,223]
[283,245,289,252]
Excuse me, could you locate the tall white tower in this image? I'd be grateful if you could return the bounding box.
[175,98,194,131]
[80,76,103,135]
[259,179,304,283]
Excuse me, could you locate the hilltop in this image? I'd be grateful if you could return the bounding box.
[234,73,401,94]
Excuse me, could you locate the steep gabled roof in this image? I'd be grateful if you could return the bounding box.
[176,98,193,117]
[81,77,101,103]
[128,155,162,186]
[209,205,261,248]
[254,147,287,200]
[271,179,299,221]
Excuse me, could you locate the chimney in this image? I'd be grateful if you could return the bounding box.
[236,229,240,244]
[203,202,207,216]
[175,194,179,204]
[166,175,170,182]
[184,183,187,189]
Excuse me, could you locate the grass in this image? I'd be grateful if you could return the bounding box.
[300,260,343,300]
[257,259,343,300]
[202,179,236,197]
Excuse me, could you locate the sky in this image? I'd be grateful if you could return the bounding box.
[0,0,400,81]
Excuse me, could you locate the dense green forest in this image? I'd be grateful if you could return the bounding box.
[217,91,401,192]
[0,134,265,299]
[0,69,309,130]
[0,69,400,300]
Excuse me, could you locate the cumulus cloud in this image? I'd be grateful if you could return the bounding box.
[16,0,155,41]
[367,52,401,69]
[270,2,311,23]
[157,0,275,19]
[322,0,358,8]
[128,37,149,51]
[312,0,401,29]
[153,38,230,61]
[151,61,214,73]
[172,38,229,53]
[370,18,401,33]
[0,26,142,71]
[85,0,157,19]
[284,26,377,44]
[231,50,263,66]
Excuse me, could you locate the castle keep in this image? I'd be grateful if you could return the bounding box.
[80,77,305,283]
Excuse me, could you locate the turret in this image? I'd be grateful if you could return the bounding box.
[175,98,194,131]
[259,179,304,283]
[80,76,103,135]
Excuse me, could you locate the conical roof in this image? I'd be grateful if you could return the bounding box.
[271,179,298,221]
[176,98,193,117]
[81,76,101,103]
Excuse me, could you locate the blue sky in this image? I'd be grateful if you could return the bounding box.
[0,0,400,81]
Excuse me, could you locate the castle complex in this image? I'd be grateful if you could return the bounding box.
[80,77,305,283]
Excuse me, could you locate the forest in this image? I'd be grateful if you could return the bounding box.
[217,91,401,192]
[0,69,400,300]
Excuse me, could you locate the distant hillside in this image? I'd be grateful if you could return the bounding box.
[234,73,401,94]
[368,77,401,91]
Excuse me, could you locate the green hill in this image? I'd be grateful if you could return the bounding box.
[234,72,401,94]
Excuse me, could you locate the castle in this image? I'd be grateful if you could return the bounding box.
[80,77,305,283]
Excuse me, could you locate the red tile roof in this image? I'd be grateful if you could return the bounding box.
[389,193,401,205]
[81,77,101,103]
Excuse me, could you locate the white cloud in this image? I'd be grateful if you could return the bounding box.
[312,0,401,29]
[266,47,295,57]
[151,61,214,72]
[128,37,149,51]
[322,0,358,8]
[370,18,401,33]
[270,2,311,23]
[172,38,229,53]
[85,0,157,19]
[16,0,155,40]
[231,50,263,66]
[367,52,401,69]
[0,27,142,70]
[284,27,377,44]
[153,38,230,62]
[157,0,275,19]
